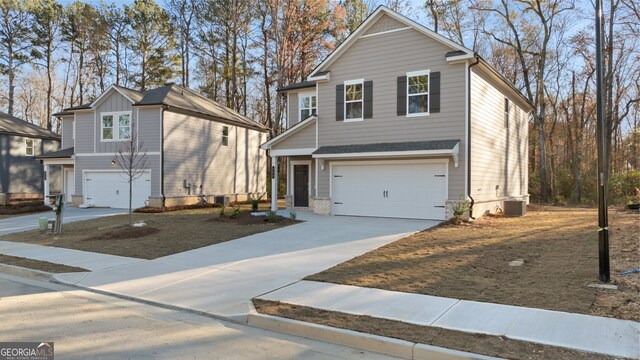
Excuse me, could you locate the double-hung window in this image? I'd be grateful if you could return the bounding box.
[299,93,317,122]
[25,138,34,156]
[407,70,429,116]
[222,126,229,146]
[344,79,364,121]
[101,112,131,141]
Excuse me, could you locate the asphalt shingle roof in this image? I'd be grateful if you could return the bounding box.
[0,112,60,140]
[313,140,460,155]
[37,147,74,159]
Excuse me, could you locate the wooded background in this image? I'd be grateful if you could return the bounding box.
[1,0,638,204]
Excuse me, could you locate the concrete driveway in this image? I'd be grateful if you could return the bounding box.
[55,211,438,322]
[0,207,125,236]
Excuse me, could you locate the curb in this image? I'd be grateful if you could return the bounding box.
[0,263,53,282]
[248,312,501,360]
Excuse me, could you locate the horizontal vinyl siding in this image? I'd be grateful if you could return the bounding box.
[74,154,161,197]
[95,92,135,153]
[0,135,59,193]
[163,111,266,197]
[136,107,162,152]
[273,122,316,150]
[470,66,528,202]
[363,14,406,35]
[316,27,466,199]
[61,118,73,149]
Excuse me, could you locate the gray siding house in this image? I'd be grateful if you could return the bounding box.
[0,112,61,204]
[42,84,268,209]
[261,7,533,220]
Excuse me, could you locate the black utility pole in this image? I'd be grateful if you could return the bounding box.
[595,0,610,282]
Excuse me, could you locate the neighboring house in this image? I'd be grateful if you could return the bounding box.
[261,6,533,220]
[0,111,61,204]
[41,83,268,209]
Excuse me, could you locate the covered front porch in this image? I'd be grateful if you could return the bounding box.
[37,147,75,205]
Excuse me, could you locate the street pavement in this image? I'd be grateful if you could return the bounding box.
[0,273,401,360]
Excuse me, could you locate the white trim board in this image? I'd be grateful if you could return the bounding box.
[269,148,316,157]
[313,145,459,167]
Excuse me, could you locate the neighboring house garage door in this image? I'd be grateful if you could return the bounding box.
[331,160,447,220]
[84,171,151,209]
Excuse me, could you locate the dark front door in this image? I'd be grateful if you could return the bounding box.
[293,164,309,207]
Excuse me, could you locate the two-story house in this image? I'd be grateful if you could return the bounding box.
[40,83,268,209]
[0,111,61,204]
[261,6,533,220]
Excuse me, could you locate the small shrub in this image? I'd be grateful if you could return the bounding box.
[267,210,278,223]
[452,197,471,225]
[230,206,241,219]
[218,205,226,217]
[249,194,264,211]
[289,210,297,221]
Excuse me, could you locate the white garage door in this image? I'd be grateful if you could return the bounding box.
[331,161,447,220]
[84,171,151,209]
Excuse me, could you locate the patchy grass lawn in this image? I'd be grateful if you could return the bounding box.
[306,206,639,321]
[254,299,618,360]
[0,202,52,218]
[0,206,298,260]
[0,254,88,273]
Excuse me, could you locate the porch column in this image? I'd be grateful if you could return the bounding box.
[271,155,278,211]
[43,164,49,204]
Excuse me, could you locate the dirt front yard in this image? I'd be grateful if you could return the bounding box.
[0,207,298,260]
[307,206,639,321]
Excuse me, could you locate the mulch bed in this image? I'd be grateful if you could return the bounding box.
[213,211,299,225]
[0,254,89,273]
[0,202,52,216]
[253,299,619,360]
[134,202,221,213]
[83,226,161,241]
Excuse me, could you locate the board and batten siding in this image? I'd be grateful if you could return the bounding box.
[470,66,529,210]
[61,117,74,149]
[94,91,135,153]
[315,25,466,199]
[73,154,161,197]
[273,122,316,150]
[162,111,266,198]
[287,92,299,129]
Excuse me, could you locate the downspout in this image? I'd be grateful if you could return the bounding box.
[161,105,166,207]
[468,56,481,220]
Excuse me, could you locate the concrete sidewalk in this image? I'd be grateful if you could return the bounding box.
[0,207,125,236]
[257,280,640,359]
[0,241,143,271]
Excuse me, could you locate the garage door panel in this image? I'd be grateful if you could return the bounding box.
[332,161,447,220]
[84,171,151,209]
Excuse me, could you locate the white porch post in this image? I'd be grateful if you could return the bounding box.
[43,164,50,204]
[271,155,278,211]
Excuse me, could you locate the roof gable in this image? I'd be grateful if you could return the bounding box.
[90,84,143,109]
[308,6,472,78]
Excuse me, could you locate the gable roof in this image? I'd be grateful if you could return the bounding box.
[308,6,472,78]
[261,115,317,149]
[136,84,268,132]
[54,83,268,132]
[0,112,60,140]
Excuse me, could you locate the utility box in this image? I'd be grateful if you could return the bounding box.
[214,195,230,207]
[504,200,526,216]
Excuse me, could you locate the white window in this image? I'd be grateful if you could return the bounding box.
[222,126,229,146]
[299,93,317,122]
[25,138,34,156]
[344,79,364,121]
[504,97,510,128]
[407,70,430,116]
[101,111,131,141]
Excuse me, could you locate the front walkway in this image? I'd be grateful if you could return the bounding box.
[257,281,640,359]
[0,207,125,236]
[51,211,436,322]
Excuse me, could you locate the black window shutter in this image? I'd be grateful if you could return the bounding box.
[363,80,373,119]
[336,84,344,121]
[397,76,407,116]
[430,72,441,113]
